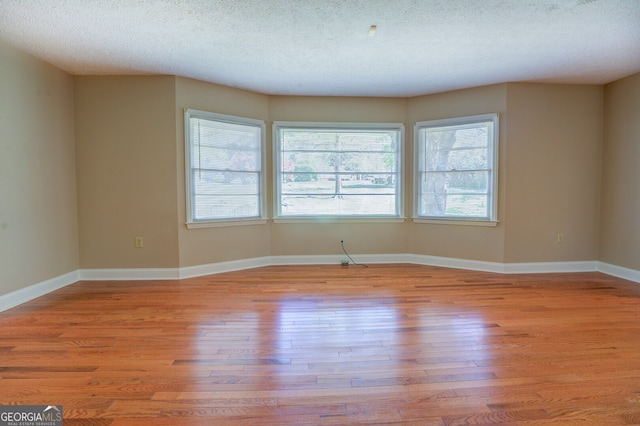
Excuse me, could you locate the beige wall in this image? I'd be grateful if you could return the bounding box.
[600,72,640,270]
[3,41,638,287]
[175,77,271,267]
[407,84,507,262]
[504,83,603,263]
[46,74,611,271]
[0,41,79,296]
[74,76,180,269]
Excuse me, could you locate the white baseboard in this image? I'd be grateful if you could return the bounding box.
[0,271,79,312]
[77,256,602,280]
[179,256,272,279]
[79,268,180,280]
[270,253,408,266]
[405,255,598,274]
[406,253,504,272]
[502,260,599,274]
[1,256,637,313]
[598,262,640,283]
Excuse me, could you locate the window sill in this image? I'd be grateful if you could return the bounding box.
[412,218,499,227]
[273,217,406,224]
[186,219,268,229]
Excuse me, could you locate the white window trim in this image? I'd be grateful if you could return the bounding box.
[411,218,499,227]
[184,109,267,228]
[413,113,499,225]
[273,121,405,221]
[186,218,267,229]
[272,217,406,224]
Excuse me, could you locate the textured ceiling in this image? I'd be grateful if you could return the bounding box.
[1,0,639,97]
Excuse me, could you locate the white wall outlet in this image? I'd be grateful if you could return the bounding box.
[135,236,144,248]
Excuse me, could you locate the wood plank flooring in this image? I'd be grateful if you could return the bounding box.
[1,264,640,425]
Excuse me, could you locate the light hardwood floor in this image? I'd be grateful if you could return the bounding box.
[1,264,640,425]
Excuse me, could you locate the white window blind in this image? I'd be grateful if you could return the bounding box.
[185,109,265,224]
[415,114,498,222]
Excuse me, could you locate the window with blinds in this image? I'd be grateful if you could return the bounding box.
[273,122,404,218]
[414,114,498,223]
[184,109,265,225]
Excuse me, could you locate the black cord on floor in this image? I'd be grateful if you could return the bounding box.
[341,240,368,268]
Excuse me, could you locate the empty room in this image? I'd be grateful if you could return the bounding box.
[1,1,640,424]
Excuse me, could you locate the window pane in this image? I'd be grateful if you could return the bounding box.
[420,193,488,218]
[445,194,488,217]
[447,148,488,170]
[191,118,261,150]
[282,131,395,152]
[186,110,264,223]
[281,151,396,174]
[194,171,259,195]
[281,177,396,196]
[415,114,497,221]
[276,124,402,217]
[193,145,260,172]
[194,194,259,220]
[281,194,397,216]
[422,171,489,194]
[420,171,489,217]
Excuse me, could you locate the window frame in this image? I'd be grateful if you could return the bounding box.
[184,109,267,228]
[273,121,405,221]
[413,113,499,226]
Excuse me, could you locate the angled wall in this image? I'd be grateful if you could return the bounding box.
[407,84,507,263]
[175,77,272,268]
[599,72,640,271]
[504,83,603,263]
[74,76,180,269]
[0,40,79,297]
[73,76,608,271]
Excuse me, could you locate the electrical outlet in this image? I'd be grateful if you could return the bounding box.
[135,236,144,248]
[557,233,564,243]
